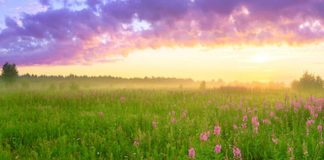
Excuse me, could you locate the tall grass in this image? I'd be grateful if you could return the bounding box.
[0,88,322,159]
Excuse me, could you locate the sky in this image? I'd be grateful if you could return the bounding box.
[0,0,324,83]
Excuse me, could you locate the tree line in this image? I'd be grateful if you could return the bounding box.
[1,63,324,90]
[0,62,194,84]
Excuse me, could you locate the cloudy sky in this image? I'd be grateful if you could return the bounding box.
[0,0,324,82]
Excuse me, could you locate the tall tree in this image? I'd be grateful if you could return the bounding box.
[1,62,18,83]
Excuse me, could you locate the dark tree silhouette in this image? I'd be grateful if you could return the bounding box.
[1,62,18,83]
[292,72,323,91]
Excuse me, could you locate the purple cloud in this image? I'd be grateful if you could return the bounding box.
[0,0,324,65]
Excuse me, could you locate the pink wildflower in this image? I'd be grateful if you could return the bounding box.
[318,125,322,132]
[243,115,248,122]
[262,119,271,125]
[233,146,242,159]
[292,100,301,108]
[241,123,247,129]
[252,116,259,133]
[252,116,259,126]
[306,119,314,127]
[214,144,222,153]
[269,111,275,117]
[214,126,221,135]
[200,131,210,141]
[276,102,283,110]
[188,147,196,159]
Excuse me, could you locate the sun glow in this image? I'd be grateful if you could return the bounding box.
[19,43,324,83]
[250,53,270,63]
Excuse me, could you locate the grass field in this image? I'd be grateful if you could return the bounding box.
[0,88,323,159]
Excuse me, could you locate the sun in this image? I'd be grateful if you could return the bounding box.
[250,53,269,63]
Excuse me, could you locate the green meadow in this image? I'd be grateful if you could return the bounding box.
[0,83,323,159]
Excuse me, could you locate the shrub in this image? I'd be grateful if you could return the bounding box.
[1,62,18,84]
[292,72,323,91]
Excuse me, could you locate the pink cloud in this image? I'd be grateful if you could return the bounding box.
[0,0,324,65]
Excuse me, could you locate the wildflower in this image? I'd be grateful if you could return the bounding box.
[306,119,314,127]
[309,108,318,118]
[188,147,196,159]
[200,131,210,141]
[318,125,322,132]
[305,104,312,110]
[291,100,301,112]
[254,127,259,133]
[252,116,259,133]
[269,111,275,117]
[309,96,315,103]
[251,116,259,126]
[233,146,242,159]
[214,144,222,153]
[262,119,271,125]
[313,113,318,118]
[292,100,301,108]
[214,126,221,135]
[242,115,248,122]
[276,102,283,110]
[241,123,247,129]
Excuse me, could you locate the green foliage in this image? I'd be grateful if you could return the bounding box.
[1,62,18,84]
[292,72,323,91]
[0,89,322,159]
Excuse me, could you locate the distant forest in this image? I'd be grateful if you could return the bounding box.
[0,63,291,90]
[20,74,195,83]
